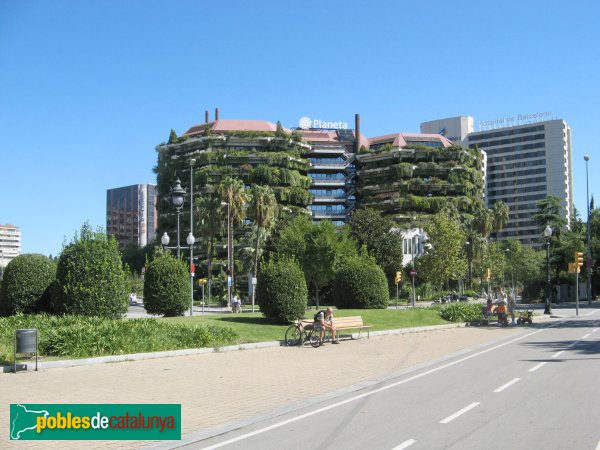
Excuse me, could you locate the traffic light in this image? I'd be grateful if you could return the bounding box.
[395,271,402,284]
[575,252,584,270]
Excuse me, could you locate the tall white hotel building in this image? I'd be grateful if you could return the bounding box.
[421,114,573,247]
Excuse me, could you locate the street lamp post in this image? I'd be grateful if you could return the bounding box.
[544,225,553,315]
[189,159,196,316]
[169,179,186,259]
[221,201,232,310]
[584,154,592,304]
[161,178,196,316]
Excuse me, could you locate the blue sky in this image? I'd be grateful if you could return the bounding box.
[1,0,599,257]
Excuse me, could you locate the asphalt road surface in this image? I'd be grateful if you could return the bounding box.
[187,310,600,450]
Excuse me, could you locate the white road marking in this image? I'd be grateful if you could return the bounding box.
[595,438,600,450]
[529,362,547,372]
[582,333,590,339]
[494,378,520,393]
[585,309,598,316]
[391,438,417,449]
[198,328,546,449]
[552,350,564,358]
[440,402,480,424]
[592,328,599,333]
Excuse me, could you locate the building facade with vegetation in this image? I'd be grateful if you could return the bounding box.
[355,133,486,228]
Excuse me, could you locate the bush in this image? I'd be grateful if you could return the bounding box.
[439,303,483,322]
[332,256,389,309]
[0,314,237,363]
[257,256,307,324]
[143,250,189,316]
[52,224,129,318]
[0,254,56,316]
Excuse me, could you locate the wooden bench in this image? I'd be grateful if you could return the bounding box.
[302,315,372,340]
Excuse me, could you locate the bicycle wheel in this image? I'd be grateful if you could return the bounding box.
[309,328,322,348]
[285,325,302,346]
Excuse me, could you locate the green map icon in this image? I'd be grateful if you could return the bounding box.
[10,404,49,440]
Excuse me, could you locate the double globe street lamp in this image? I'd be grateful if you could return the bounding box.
[161,178,196,316]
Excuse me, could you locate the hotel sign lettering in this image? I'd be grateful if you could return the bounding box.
[478,111,553,131]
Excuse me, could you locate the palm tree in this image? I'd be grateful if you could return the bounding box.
[473,206,493,238]
[472,206,493,290]
[492,201,510,237]
[218,177,250,301]
[247,185,278,284]
[194,190,222,303]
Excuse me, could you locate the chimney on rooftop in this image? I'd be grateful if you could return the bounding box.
[354,113,361,153]
[215,108,220,121]
[205,110,209,123]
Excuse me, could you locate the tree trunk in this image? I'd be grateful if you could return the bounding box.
[207,234,214,304]
[314,281,320,309]
[253,226,261,283]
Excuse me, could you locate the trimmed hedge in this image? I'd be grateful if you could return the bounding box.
[257,256,307,324]
[0,254,56,316]
[332,256,389,309]
[52,225,128,318]
[143,251,189,317]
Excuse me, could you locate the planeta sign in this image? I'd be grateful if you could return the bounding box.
[298,116,348,130]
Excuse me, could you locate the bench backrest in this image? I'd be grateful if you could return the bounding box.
[300,315,365,328]
[334,316,364,328]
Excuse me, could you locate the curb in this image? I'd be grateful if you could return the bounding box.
[1,323,467,373]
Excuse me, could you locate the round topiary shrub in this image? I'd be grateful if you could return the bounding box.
[143,250,189,317]
[0,254,56,316]
[332,256,389,309]
[257,256,307,324]
[52,223,129,318]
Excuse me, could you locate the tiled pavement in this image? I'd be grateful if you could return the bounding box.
[2,322,551,449]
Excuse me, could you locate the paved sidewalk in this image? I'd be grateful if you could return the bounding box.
[1,319,559,449]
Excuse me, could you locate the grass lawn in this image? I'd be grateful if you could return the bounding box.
[161,307,450,344]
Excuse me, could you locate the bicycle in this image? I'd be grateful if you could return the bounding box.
[285,319,322,348]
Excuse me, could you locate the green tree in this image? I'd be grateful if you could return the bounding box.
[347,208,404,283]
[332,254,389,309]
[482,242,507,288]
[276,216,357,308]
[194,190,223,298]
[275,120,286,138]
[257,256,307,324]
[53,223,128,318]
[533,196,567,239]
[247,185,278,281]
[492,201,510,236]
[0,254,56,316]
[419,212,467,290]
[143,249,189,316]
[168,129,178,144]
[121,243,155,275]
[219,177,250,296]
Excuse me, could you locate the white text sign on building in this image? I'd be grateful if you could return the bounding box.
[299,116,348,130]
[478,111,553,131]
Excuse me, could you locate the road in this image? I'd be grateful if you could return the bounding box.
[188,310,600,450]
